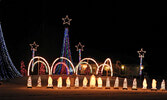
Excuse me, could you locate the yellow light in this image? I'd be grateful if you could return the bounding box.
[141,66,144,70]
[82,64,87,70]
[121,65,125,70]
[104,65,110,71]
[90,75,96,88]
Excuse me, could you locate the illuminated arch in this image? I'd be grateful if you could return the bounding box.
[51,57,75,74]
[75,62,93,75]
[52,62,70,75]
[96,58,113,76]
[31,60,48,73]
[75,58,99,75]
[27,56,51,76]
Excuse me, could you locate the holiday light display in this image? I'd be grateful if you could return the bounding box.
[97,77,102,88]
[39,63,46,75]
[105,77,110,89]
[142,78,147,89]
[51,57,75,75]
[151,79,157,91]
[27,76,32,88]
[27,56,51,76]
[90,75,96,88]
[47,76,53,88]
[160,80,165,91]
[20,61,27,76]
[76,58,98,75]
[123,78,128,90]
[75,76,79,88]
[83,77,88,88]
[114,77,119,89]
[29,41,39,72]
[75,42,84,71]
[36,76,42,87]
[57,77,63,88]
[99,58,113,76]
[132,78,137,90]
[137,48,146,76]
[66,77,71,88]
[0,23,21,80]
[58,15,73,74]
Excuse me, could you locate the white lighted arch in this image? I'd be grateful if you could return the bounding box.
[52,62,70,75]
[96,58,113,76]
[27,56,51,76]
[75,62,93,75]
[75,58,99,75]
[51,57,75,74]
[31,60,48,73]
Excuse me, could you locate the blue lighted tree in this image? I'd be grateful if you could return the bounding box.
[56,15,73,74]
[0,23,21,80]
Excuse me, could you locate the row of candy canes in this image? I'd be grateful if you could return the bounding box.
[27,75,166,91]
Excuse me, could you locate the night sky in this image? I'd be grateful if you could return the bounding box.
[0,0,166,77]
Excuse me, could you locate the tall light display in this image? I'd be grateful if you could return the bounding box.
[0,23,21,80]
[57,15,73,74]
[29,41,39,74]
[75,42,84,71]
[137,48,146,76]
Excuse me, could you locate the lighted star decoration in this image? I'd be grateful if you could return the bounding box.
[29,41,39,51]
[137,48,146,58]
[62,15,72,25]
[75,42,84,51]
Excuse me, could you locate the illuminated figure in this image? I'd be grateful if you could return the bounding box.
[66,77,71,88]
[83,77,88,88]
[123,78,128,90]
[132,78,137,90]
[142,78,147,89]
[97,77,102,88]
[27,76,32,88]
[75,77,79,88]
[57,77,63,88]
[105,77,110,89]
[114,77,119,89]
[47,76,53,88]
[37,76,42,87]
[90,75,96,88]
[151,79,157,91]
[160,79,165,91]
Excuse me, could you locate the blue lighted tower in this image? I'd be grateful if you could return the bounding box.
[0,23,21,80]
[58,15,73,74]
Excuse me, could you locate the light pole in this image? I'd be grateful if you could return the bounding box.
[30,41,39,74]
[137,48,146,77]
[75,42,84,71]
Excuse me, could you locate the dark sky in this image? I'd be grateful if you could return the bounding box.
[0,0,166,76]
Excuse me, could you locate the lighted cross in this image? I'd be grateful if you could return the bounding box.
[29,41,39,51]
[75,42,84,51]
[137,48,146,58]
[62,15,72,25]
